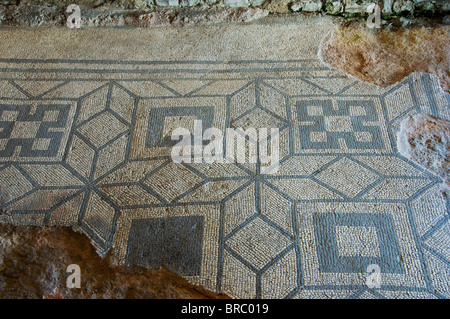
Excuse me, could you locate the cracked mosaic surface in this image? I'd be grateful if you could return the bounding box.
[0,57,448,299]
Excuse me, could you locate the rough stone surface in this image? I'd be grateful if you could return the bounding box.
[398,114,450,187]
[0,0,449,26]
[0,223,229,298]
[181,0,202,6]
[343,1,372,14]
[291,0,323,12]
[263,0,292,13]
[131,7,269,27]
[382,0,394,14]
[320,19,450,92]
[324,0,344,15]
[223,0,249,7]
[156,0,180,7]
[0,5,270,26]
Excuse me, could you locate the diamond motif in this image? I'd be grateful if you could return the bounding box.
[226,217,292,270]
[143,162,203,202]
[232,108,285,130]
[0,166,34,204]
[78,112,128,148]
[315,158,379,198]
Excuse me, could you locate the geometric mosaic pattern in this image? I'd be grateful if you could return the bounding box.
[0,102,75,160]
[294,98,389,151]
[0,57,449,299]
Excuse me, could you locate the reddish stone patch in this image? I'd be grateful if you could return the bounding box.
[0,223,229,299]
[321,21,450,92]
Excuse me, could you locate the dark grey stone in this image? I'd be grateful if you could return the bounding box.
[125,215,204,276]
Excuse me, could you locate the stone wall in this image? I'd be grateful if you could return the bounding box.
[2,0,449,17]
[292,0,448,16]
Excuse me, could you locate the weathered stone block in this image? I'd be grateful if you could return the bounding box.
[398,114,450,183]
[392,0,414,13]
[414,0,437,13]
[155,0,179,6]
[344,2,372,14]
[180,0,200,6]
[325,1,344,15]
[291,0,323,12]
[382,0,394,14]
[265,0,292,13]
[224,0,250,7]
[250,0,266,6]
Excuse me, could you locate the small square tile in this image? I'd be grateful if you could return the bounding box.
[354,131,372,142]
[310,131,328,143]
[10,121,41,139]
[0,138,8,150]
[32,138,51,150]
[162,115,197,139]
[349,105,366,116]
[42,110,61,122]
[1,110,19,122]
[307,105,323,116]
[324,116,353,132]
[335,225,381,257]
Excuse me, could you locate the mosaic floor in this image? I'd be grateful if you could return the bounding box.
[0,19,449,299]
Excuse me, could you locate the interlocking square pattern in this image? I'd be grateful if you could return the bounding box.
[0,102,76,160]
[0,57,448,299]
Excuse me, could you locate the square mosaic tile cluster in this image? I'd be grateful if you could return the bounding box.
[0,58,448,299]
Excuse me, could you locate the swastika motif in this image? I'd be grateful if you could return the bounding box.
[293,98,391,153]
[0,102,75,160]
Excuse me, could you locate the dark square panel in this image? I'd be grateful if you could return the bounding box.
[125,215,204,276]
[313,212,404,274]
